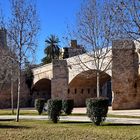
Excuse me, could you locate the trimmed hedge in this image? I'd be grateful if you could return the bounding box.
[62,99,74,115]
[47,99,62,123]
[35,98,46,115]
[86,97,109,126]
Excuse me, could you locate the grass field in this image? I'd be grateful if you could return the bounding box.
[0,120,139,140]
[0,109,41,115]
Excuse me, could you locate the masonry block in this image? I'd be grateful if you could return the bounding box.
[112,40,140,109]
[51,60,68,100]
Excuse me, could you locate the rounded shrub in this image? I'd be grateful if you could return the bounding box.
[35,98,46,115]
[62,99,74,115]
[86,97,109,126]
[47,99,62,123]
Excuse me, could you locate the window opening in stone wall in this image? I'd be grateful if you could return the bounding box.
[68,88,70,94]
[94,88,96,94]
[134,82,137,89]
[75,89,77,94]
[88,88,90,94]
[81,89,84,94]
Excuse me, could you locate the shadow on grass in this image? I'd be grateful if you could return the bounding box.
[0,124,31,129]
[0,119,15,121]
[60,121,91,124]
[60,121,140,126]
[103,123,140,126]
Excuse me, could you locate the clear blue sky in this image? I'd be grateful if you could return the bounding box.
[0,0,82,64]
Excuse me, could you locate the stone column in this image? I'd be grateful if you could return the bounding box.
[112,40,139,109]
[51,60,68,99]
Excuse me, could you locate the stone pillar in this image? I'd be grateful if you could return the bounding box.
[51,60,68,99]
[112,40,139,109]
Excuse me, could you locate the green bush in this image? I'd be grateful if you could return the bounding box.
[86,97,109,126]
[62,99,74,115]
[47,99,62,123]
[35,98,46,115]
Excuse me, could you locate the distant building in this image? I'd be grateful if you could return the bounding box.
[60,40,86,59]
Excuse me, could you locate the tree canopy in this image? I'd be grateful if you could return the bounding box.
[42,35,60,64]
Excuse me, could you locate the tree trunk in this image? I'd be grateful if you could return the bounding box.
[16,68,21,122]
[16,47,21,122]
[11,74,14,115]
[96,71,100,98]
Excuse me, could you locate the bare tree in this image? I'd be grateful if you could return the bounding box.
[8,0,39,122]
[109,0,140,41]
[72,0,114,97]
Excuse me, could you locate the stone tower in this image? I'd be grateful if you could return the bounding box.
[112,40,140,109]
[51,60,68,99]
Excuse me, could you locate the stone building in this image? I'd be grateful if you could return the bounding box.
[0,28,140,109]
[60,40,85,59]
[32,40,140,110]
[0,29,31,109]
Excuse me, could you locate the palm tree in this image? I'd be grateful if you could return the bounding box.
[42,35,60,64]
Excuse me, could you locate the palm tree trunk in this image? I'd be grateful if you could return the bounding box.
[52,45,54,59]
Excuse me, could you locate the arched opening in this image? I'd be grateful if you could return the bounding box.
[31,78,51,106]
[68,70,111,107]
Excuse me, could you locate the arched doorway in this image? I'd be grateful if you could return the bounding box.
[68,70,111,107]
[31,78,51,105]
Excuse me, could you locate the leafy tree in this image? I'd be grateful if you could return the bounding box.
[42,35,60,64]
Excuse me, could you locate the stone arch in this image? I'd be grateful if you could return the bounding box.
[31,78,51,105]
[67,70,112,107]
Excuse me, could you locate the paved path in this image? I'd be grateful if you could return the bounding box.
[18,107,140,117]
[1,107,140,124]
[73,107,140,117]
[0,115,140,124]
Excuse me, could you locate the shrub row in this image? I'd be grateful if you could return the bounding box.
[62,99,74,115]
[35,98,46,115]
[47,99,74,123]
[47,99,62,123]
[35,98,74,123]
[35,97,109,126]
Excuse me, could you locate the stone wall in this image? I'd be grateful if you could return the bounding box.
[32,63,52,84]
[112,40,140,109]
[0,75,31,109]
[51,60,68,99]
[68,71,111,106]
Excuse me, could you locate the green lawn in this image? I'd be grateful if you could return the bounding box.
[0,109,40,115]
[0,120,139,140]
